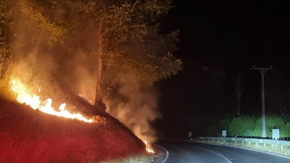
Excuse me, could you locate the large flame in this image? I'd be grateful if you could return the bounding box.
[10,78,93,123]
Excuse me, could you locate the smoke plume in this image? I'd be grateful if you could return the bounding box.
[7,0,162,143]
[103,83,162,143]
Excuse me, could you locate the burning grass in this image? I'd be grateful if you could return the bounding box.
[0,97,148,163]
[0,63,155,162]
[10,77,94,123]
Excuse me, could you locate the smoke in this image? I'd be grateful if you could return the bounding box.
[7,0,162,143]
[103,83,162,143]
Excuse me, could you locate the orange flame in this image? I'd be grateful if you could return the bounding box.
[143,140,155,154]
[10,78,94,123]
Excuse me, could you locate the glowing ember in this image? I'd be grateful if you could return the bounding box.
[10,78,94,123]
[143,140,155,153]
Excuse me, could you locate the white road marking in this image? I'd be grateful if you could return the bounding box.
[154,144,169,163]
[212,143,290,160]
[184,144,232,163]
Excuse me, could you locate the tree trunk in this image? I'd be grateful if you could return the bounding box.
[94,22,106,111]
[236,73,241,116]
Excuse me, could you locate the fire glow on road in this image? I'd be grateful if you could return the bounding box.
[144,140,155,153]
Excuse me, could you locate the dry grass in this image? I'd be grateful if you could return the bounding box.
[194,139,290,157]
[98,154,153,163]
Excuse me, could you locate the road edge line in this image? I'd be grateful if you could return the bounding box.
[183,144,232,163]
[193,141,290,160]
[154,144,169,163]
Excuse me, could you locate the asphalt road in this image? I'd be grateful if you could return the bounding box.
[153,140,290,163]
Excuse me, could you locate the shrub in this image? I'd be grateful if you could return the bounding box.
[228,115,256,137]
[252,115,286,137]
[281,122,290,138]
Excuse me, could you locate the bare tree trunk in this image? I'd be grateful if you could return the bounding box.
[236,73,241,116]
[94,22,106,110]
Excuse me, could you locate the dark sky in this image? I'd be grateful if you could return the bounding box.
[156,0,290,136]
[166,0,290,67]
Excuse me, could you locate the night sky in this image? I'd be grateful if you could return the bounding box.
[156,0,290,136]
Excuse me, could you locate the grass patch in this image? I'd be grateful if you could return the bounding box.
[98,154,154,163]
[194,139,290,157]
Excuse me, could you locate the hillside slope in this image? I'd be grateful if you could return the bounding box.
[0,98,146,163]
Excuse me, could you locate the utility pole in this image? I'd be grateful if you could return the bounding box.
[251,66,272,138]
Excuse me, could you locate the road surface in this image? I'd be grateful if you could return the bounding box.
[153,140,290,163]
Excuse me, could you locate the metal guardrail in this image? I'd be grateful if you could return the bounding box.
[192,137,290,148]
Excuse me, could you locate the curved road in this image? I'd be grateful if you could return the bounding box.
[153,140,290,163]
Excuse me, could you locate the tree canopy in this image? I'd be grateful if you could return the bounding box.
[1,0,182,112]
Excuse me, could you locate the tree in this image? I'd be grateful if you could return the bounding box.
[0,0,16,99]
[0,0,12,73]
[63,0,182,110]
[4,0,182,113]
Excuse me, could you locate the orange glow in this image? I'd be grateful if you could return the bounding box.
[10,78,94,123]
[77,93,93,104]
[143,140,155,154]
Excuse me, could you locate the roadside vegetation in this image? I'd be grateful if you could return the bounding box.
[99,155,154,163]
[216,114,290,138]
[190,114,290,158]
